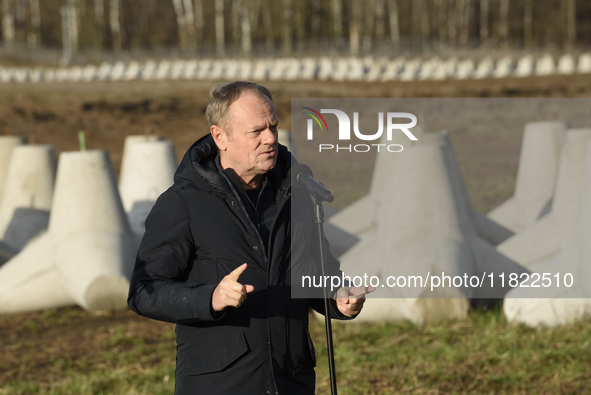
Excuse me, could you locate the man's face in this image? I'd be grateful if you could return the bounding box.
[215,92,279,186]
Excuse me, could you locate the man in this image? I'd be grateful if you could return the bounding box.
[127,81,368,395]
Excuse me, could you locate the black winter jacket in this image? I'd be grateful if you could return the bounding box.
[127,134,349,395]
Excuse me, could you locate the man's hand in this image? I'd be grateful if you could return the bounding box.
[212,263,255,312]
[335,286,376,317]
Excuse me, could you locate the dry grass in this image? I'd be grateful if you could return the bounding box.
[1,307,590,394]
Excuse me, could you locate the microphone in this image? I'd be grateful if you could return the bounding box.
[290,163,334,203]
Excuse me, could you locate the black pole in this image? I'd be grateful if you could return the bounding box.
[314,201,338,395]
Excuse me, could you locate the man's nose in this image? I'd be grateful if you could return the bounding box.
[262,128,278,145]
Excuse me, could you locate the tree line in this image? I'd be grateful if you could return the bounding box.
[0,0,587,62]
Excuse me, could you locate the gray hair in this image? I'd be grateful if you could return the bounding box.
[205,81,273,131]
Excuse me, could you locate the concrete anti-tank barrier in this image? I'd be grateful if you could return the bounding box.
[119,136,177,236]
[503,140,591,327]
[0,150,136,313]
[0,145,56,251]
[330,132,525,324]
[488,122,567,232]
[0,136,26,201]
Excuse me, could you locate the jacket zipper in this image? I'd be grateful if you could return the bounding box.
[220,171,284,394]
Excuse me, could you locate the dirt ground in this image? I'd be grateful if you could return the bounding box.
[1,74,591,388]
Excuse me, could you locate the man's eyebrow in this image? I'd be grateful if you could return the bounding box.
[250,121,279,131]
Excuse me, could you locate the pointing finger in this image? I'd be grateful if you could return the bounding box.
[228,263,248,281]
[349,286,375,297]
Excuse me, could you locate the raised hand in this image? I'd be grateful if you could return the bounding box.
[212,263,255,312]
[335,286,376,317]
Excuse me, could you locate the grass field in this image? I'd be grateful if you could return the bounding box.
[1,307,590,394]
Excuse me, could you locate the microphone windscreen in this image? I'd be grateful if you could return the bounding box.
[288,163,313,188]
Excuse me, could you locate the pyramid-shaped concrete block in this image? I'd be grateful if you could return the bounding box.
[0,233,74,313]
[55,230,135,310]
[0,145,56,250]
[330,131,513,247]
[50,151,132,238]
[535,54,556,76]
[119,135,161,192]
[335,132,526,324]
[50,151,136,306]
[503,245,588,327]
[0,150,136,313]
[328,130,419,238]
[0,136,26,201]
[474,57,494,79]
[515,55,535,77]
[503,140,591,327]
[119,136,177,236]
[0,240,18,265]
[488,122,567,232]
[498,129,591,268]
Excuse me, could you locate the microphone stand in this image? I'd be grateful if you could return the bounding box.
[313,199,338,395]
[291,163,337,394]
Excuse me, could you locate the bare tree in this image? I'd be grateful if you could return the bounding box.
[499,0,509,47]
[419,0,430,48]
[363,0,375,52]
[375,0,385,40]
[30,0,41,47]
[282,0,292,55]
[566,0,576,50]
[215,0,225,56]
[231,0,239,45]
[387,0,400,51]
[60,5,71,63]
[248,0,261,29]
[194,0,204,49]
[240,0,251,56]
[15,0,24,43]
[523,0,532,48]
[350,0,360,55]
[459,0,471,47]
[136,0,150,49]
[435,0,446,49]
[311,0,321,37]
[172,0,195,51]
[171,0,185,49]
[261,0,273,52]
[110,0,122,53]
[60,1,79,63]
[67,0,78,54]
[331,0,342,44]
[182,0,196,50]
[94,0,104,51]
[479,0,488,42]
[294,0,305,53]
[448,0,458,45]
[1,0,15,49]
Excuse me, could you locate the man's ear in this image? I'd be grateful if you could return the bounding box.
[211,125,227,151]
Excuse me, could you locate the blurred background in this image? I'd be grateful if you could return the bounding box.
[0,0,589,65]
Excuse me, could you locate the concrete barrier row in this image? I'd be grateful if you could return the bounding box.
[0,136,177,313]
[1,53,590,83]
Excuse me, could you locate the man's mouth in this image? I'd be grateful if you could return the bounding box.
[260,149,276,157]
